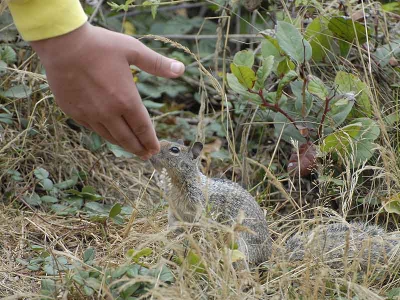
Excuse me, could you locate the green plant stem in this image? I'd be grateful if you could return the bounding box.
[248,88,299,130]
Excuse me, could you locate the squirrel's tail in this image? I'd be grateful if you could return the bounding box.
[284,222,400,269]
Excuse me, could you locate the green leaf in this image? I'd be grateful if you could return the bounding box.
[54,178,78,189]
[233,50,254,67]
[83,285,94,296]
[109,203,122,218]
[147,265,174,283]
[291,80,313,117]
[0,60,7,76]
[41,196,59,203]
[230,64,256,89]
[0,45,17,64]
[41,178,54,191]
[85,277,101,290]
[276,21,312,63]
[323,93,355,128]
[254,55,274,90]
[321,123,362,153]
[83,248,95,264]
[307,75,328,100]
[84,202,108,215]
[276,57,296,76]
[261,39,283,62]
[107,142,134,158]
[24,193,42,206]
[41,279,56,296]
[305,18,332,62]
[128,247,153,262]
[0,112,13,124]
[229,249,246,262]
[226,73,261,104]
[334,71,372,117]
[34,167,49,180]
[82,186,96,194]
[328,17,368,45]
[51,204,77,216]
[276,70,298,101]
[143,100,165,109]
[31,244,44,252]
[2,84,32,99]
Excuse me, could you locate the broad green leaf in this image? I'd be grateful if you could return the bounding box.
[261,39,283,62]
[41,279,56,296]
[2,84,32,99]
[41,196,58,203]
[54,178,77,189]
[147,265,174,283]
[305,18,332,62]
[84,202,108,214]
[85,277,101,290]
[0,45,17,64]
[382,2,400,14]
[143,100,165,109]
[233,50,254,67]
[83,248,95,264]
[254,55,274,90]
[291,80,313,117]
[24,193,42,206]
[51,204,77,216]
[322,93,355,129]
[276,21,312,63]
[276,57,296,76]
[0,112,13,124]
[273,111,306,143]
[226,73,261,104]
[334,71,371,117]
[128,247,153,262]
[328,17,368,44]
[31,244,44,251]
[230,63,256,89]
[109,203,122,218]
[34,167,49,180]
[82,186,96,194]
[41,178,54,191]
[107,142,134,158]
[384,198,400,215]
[83,285,94,296]
[276,70,298,101]
[0,60,7,76]
[307,75,328,100]
[373,41,400,67]
[321,123,362,153]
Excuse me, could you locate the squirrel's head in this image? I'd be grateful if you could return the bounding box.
[150,140,203,179]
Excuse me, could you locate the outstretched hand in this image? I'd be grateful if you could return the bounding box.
[30,23,185,160]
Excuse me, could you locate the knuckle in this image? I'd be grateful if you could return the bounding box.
[153,55,163,74]
[133,123,152,136]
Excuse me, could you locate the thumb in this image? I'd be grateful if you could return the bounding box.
[126,37,185,78]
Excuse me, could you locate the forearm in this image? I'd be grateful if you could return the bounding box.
[8,0,87,41]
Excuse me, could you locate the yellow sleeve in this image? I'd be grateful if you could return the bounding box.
[8,0,88,41]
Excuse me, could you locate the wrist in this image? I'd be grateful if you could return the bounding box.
[31,22,91,65]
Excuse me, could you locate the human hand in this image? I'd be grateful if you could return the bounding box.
[30,23,185,160]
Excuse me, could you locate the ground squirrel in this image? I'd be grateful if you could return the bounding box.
[150,140,400,267]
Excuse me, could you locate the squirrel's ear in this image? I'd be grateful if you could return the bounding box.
[177,139,184,145]
[191,142,203,159]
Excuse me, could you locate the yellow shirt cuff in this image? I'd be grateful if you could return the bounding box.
[8,0,88,41]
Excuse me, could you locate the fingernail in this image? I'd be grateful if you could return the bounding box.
[170,61,184,75]
[150,149,159,155]
[140,155,150,161]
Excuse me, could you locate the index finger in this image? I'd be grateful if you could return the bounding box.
[123,84,160,154]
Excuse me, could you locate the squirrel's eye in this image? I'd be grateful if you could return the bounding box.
[169,147,180,154]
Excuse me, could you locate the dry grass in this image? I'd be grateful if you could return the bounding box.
[1,1,400,299]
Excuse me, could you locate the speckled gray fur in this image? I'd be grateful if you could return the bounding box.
[150,140,271,265]
[150,140,400,267]
[285,222,400,268]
